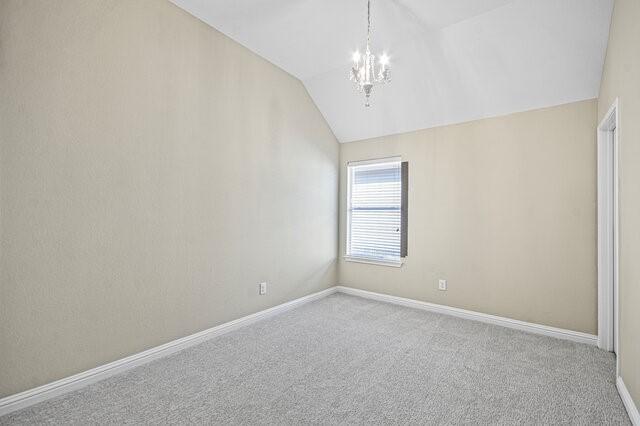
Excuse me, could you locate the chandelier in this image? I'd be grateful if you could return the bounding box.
[349,0,390,107]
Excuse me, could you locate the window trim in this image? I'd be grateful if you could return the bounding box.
[345,156,404,267]
[343,256,404,268]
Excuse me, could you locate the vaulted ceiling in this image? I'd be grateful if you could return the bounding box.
[171,0,613,142]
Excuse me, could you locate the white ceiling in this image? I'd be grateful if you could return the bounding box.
[171,0,613,142]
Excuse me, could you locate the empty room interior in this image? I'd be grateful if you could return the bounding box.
[1,0,640,424]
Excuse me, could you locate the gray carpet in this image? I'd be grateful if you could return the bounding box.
[1,293,630,425]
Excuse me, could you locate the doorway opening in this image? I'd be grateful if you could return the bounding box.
[597,99,619,373]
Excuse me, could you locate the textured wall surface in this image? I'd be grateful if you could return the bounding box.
[339,100,598,334]
[0,0,338,397]
[598,0,640,409]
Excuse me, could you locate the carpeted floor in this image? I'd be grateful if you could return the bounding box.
[1,293,630,425]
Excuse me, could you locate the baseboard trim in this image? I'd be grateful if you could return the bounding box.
[0,285,602,417]
[0,286,338,417]
[617,377,640,425]
[335,286,598,346]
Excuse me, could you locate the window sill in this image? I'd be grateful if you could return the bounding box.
[343,256,404,268]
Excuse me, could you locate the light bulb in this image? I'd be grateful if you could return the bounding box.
[379,53,389,66]
[352,51,361,63]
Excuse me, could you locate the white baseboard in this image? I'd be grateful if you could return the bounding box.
[0,286,338,417]
[0,285,602,418]
[617,376,640,425]
[335,286,598,346]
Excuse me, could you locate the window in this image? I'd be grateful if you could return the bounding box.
[346,157,408,266]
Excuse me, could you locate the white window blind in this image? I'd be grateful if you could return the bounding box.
[347,158,402,262]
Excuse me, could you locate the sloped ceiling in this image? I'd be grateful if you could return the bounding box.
[171,0,613,142]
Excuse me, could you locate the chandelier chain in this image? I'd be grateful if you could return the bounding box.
[367,0,371,50]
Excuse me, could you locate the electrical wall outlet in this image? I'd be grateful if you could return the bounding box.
[438,279,447,291]
[259,282,267,295]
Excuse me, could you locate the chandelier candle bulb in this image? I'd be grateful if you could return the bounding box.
[349,0,391,107]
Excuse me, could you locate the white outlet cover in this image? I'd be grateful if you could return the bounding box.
[438,280,447,291]
[259,282,267,295]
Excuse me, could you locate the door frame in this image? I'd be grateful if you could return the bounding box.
[597,98,619,372]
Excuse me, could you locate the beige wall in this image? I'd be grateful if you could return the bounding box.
[339,100,598,334]
[0,0,338,397]
[598,0,640,408]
